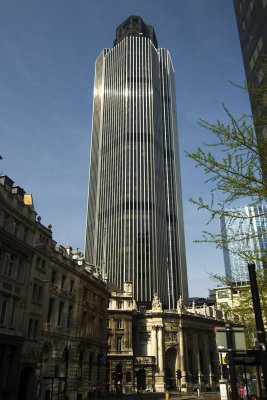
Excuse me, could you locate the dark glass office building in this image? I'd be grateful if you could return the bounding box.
[233,1,267,163]
[85,16,188,308]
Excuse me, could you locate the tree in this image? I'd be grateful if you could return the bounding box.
[185,61,267,346]
[209,269,267,348]
[185,66,267,266]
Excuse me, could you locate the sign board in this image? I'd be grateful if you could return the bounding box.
[24,194,33,206]
[232,350,261,366]
[221,352,229,365]
[219,381,228,400]
[215,326,246,351]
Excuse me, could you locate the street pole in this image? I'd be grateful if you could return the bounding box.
[225,324,238,400]
[247,263,267,394]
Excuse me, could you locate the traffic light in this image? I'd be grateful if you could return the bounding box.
[176,369,182,380]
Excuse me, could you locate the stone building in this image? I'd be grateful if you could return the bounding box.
[107,282,136,393]
[0,174,110,400]
[107,283,225,394]
[0,174,52,400]
[40,249,109,400]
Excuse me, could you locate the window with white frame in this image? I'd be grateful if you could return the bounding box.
[67,305,72,329]
[117,319,122,329]
[32,283,43,303]
[217,290,228,299]
[16,259,24,281]
[57,302,64,326]
[47,298,55,323]
[8,300,16,327]
[60,275,66,290]
[117,301,123,309]
[116,336,122,352]
[4,254,15,277]
[70,279,74,293]
[28,318,39,339]
[51,270,57,284]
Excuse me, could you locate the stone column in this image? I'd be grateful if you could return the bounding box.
[179,328,185,372]
[158,326,164,372]
[203,334,211,385]
[153,325,165,392]
[129,319,133,348]
[151,326,158,367]
[212,336,220,382]
[193,333,200,384]
[198,335,204,387]
[179,327,187,391]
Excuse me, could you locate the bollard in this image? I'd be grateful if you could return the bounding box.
[197,388,200,397]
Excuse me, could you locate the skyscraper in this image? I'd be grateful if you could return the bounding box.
[221,204,267,281]
[85,16,188,308]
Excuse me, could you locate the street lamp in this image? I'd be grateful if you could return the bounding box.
[247,263,267,394]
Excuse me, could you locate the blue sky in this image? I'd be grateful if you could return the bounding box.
[0,0,252,297]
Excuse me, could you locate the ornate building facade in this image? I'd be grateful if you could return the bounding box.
[107,283,224,394]
[0,174,109,400]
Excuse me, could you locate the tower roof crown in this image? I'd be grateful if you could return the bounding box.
[114,16,158,48]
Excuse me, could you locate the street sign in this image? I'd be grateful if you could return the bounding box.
[219,380,228,400]
[221,352,229,365]
[232,350,262,365]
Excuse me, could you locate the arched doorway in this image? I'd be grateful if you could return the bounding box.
[136,368,146,391]
[17,366,35,400]
[165,347,177,390]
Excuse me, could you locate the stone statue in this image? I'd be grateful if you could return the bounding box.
[151,292,162,311]
[177,295,186,314]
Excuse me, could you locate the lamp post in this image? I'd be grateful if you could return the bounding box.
[225,324,238,400]
[247,263,267,394]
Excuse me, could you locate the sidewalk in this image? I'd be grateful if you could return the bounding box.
[168,392,220,400]
[104,391,220,400]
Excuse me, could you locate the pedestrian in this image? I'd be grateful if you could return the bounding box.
[243,385,252,399]
[93,384,97,400]
[165,390,170,400]
[238,386,244,398]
